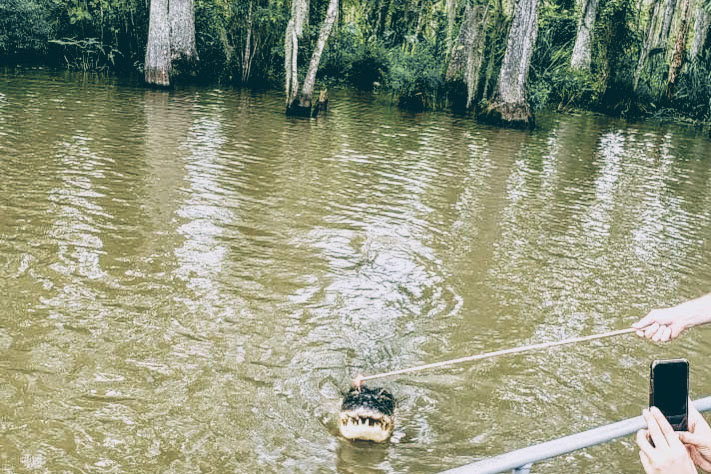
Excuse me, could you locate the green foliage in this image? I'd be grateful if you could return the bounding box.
[0,0,56,58]
[350,42,389,90]
[49,37,121,71]
[320,22,361,83]
[667,53,711,121]
[387,39,444,110]
[1,0,710,125]
[528,0,579,110]
[56,0,148,71]
[194,0,234,81]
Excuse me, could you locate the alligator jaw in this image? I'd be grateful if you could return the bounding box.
[338,408,394,442]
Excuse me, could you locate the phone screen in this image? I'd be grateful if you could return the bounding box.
[650,359,689,431]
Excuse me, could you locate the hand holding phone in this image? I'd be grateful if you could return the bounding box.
[649,359,689,431]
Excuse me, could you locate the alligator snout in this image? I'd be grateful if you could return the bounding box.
[338,385,395,442]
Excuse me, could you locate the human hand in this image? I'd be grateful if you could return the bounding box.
[679,400,711,471]
[636,407,698,474]
[633,305,692,342]
[633,294,711,342]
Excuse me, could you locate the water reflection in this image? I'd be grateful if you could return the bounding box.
[0,71,710,473]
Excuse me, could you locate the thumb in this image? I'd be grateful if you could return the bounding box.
[678,431,706,447]
[670,323,685,339]
[633,313,657,329]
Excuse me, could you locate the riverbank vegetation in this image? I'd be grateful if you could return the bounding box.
[1,0,710,126]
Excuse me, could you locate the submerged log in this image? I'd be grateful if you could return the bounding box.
[481,0,539,127]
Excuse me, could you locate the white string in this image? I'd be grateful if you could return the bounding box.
[357,327,637,384]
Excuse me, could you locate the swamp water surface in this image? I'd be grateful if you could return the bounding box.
[1,70,711,473]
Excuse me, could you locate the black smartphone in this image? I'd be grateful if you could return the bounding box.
[649,359,689,431]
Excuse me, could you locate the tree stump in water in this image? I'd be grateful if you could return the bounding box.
[145,0,171,87]
[286,93,312,117]
[480,0,538,129]
[312,89,328,117]
[479,99,534,129]
[286,89,329,117]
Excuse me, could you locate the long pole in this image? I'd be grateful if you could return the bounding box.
[357,327,636,384]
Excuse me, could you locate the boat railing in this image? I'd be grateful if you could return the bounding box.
[438,396,711,474]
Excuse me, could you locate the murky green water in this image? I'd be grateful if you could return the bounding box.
[1,69,711,473]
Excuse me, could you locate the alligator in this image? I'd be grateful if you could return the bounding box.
[338,385,395,442]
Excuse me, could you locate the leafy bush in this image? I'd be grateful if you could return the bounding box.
[320,22,361,84]
[668,54,711,122]
[0,0,56,59]
[349,42,388,90]
[194,0,234,82]
[387,40,444,110]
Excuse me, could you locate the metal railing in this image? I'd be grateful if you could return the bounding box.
[439,396,711,474]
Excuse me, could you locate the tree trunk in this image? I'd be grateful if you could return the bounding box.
[570,0,599,70]
[169,0,198,65]
[481,0,539,127]
[446,3,489,109]
[656,0,678,47]
[287,0,339,116]
[242,0,254,83]
[690,6,710,59]
[285,0,309,106]
[411,1,425,53]
[666,0,691,99]
[446,0,457,55]
[482,0,506,99]
[634,0,662,90]
[145,0,171,87]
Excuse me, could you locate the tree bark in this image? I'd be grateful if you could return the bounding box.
[288,0,339,115]
[482,0,506,100]
[634,0,662,90]
[690,6,710,59]
[446,3,489,108]
[666,0,691,99]
[145,0,171,87]
[656,0,678,47]
[169,0,198,64]
[285,0,309,106]
[481,0,539,127]
[446,0,457,55]
[242,0,254,83]
[570,0,599,70]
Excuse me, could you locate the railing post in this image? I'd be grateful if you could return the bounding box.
[512,464,532,474]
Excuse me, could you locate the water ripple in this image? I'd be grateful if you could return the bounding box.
[1,70,710,473]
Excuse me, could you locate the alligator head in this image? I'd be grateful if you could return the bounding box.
[339,385,395,442]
